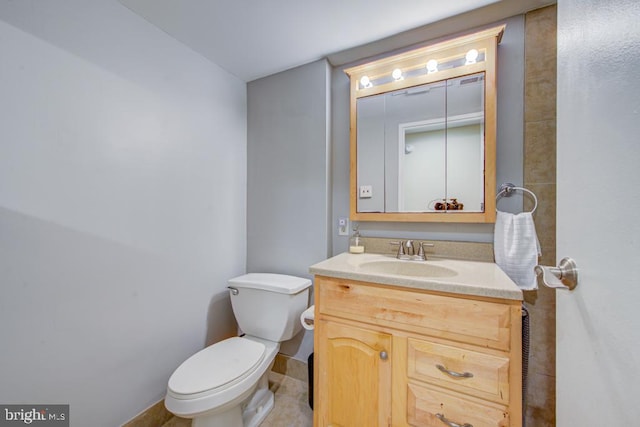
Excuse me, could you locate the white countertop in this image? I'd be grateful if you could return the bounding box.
[309,252,522,301]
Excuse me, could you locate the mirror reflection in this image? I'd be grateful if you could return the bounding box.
[356,73,485,214]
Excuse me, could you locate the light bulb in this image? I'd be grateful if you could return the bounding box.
[426,59,438,73]
[465,49,479,64]
[360,75,371,88]
[392,68,403,81]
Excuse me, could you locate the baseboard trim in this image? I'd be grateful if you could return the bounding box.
[122,399,173,427]
[272,353,309,382]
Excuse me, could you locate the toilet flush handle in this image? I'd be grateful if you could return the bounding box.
[227,286,239,296]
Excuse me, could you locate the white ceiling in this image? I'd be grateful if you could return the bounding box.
[119,0,552,82]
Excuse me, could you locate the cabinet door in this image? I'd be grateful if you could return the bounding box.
[316,319,392,427]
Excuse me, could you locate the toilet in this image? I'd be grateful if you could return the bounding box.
[165,273,312,427]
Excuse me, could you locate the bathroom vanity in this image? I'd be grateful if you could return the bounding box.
[310,253,522,427]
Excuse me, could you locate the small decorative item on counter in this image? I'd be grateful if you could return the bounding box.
[447,198,464,210]
[434,199,447,210]
[349,225,365,254]
[433,198,464,211]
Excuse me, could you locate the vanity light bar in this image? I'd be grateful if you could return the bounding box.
[356,49,486,90]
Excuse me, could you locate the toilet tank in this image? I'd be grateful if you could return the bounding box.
[228,273,312,342]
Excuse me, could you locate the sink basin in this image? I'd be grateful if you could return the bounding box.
[358,260,457,278]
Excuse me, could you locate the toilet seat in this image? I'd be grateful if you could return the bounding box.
[168,337,266,399]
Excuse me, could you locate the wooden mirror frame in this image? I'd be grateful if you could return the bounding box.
[345,25,505,223]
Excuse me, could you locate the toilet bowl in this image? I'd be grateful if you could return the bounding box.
[164,273,312,427]
[165,336,279,427]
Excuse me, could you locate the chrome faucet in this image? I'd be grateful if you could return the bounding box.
[405,240,416,256]
[390,240,434,261]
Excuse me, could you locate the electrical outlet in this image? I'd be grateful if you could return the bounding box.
[338,217,349,236]
[359,185,373,199]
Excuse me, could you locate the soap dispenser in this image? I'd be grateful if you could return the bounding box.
[349,225,365,254]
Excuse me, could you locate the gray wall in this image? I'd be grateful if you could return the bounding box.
[247,59,331,360]
[332,15,526,255]
[0,1,247,425]
[247,59,331,277]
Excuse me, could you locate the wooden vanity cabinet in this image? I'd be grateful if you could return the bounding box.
[313,276,522,427]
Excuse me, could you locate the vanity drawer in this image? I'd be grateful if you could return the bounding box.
[407,382,509,427]
[317,277,513,350]
[407,338,510,404]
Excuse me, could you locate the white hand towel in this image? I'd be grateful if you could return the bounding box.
[494,211,541,290]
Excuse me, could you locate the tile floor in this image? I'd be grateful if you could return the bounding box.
[161,372,313,427]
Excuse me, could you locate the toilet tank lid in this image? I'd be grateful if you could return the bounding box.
[228,273,312,294]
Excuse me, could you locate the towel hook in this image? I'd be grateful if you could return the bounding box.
[496,182,538,213]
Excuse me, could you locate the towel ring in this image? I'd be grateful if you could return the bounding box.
[496,182,538,213]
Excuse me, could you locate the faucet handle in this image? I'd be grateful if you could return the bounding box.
[390,241,406,257]
[417,242,435,260]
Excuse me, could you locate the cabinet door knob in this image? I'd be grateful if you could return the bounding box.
[436,413,473,427]
[379,350,388,360]
[436,364,473,378]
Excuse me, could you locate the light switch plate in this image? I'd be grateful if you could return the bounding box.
[338,217,349,236]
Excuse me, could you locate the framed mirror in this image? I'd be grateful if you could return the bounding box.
[345,26,505,223]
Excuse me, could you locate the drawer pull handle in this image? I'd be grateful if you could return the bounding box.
[436,364,474,378]
[379,351,388,360]
[436,413,473,427]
